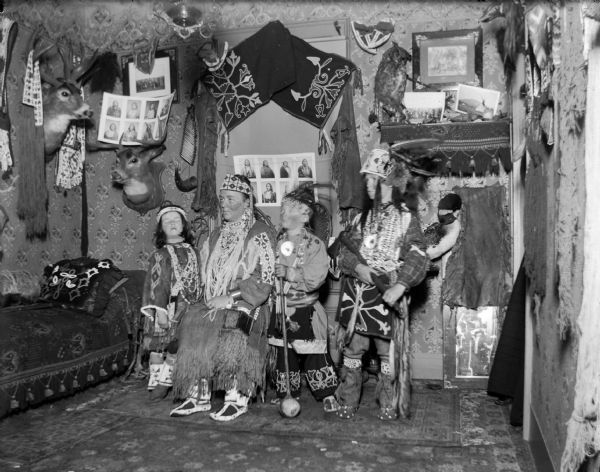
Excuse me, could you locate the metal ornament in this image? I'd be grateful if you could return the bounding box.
[281,240,295,257]
[364,234,377,249]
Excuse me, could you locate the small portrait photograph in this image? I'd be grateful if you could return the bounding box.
[145,100,159,119]
[442,87,459,111]
[279,160,291,178]
[106,99,122,118]
[240,158,257,179]
[456,84,501,119]
[123,121,139,142]
[125,100,142,119]
[260,159,275,179]
[297,158,313,178]
[139,121,156,141]
[103,120,119,140]
[159,98,170,117]
[281,180,294,196]
[261,181,277,204]
[156,117,168,139]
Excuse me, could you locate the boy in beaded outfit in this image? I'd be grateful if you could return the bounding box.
[267,184,339,413]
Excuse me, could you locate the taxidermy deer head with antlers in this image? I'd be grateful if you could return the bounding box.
[29,32,98,159]
[105,136,167,214]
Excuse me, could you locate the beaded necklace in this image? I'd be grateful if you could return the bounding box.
[359,203,411,273]
[205,208,252,298]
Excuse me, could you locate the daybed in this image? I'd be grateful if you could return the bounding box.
[0,258,145,419]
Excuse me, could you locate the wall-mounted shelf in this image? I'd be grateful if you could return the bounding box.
[380,120,512,175]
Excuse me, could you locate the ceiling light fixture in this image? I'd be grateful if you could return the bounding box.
[156,1,212,40]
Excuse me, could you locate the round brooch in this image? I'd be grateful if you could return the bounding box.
[281,241,295,257]
[363,234,377,249]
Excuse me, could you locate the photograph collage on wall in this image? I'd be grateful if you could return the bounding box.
[97,92,175,145]
[233,153,317,207]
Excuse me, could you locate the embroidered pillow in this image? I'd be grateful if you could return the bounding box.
[39,258,124,316]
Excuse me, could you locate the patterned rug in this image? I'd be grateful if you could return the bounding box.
[0,378,535,472]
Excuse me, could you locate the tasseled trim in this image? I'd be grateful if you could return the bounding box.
[172,306,219,399]
[173,304,269,398]
[212,329,265,393]
[353,68,363,95]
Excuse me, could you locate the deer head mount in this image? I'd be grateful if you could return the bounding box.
[29,32,99,160]
[107,136,167,214]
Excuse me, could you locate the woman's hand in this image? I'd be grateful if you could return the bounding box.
[355,263,375,284]
[382,283,406,306]
[206,295,232,310]
[274,263,288,279]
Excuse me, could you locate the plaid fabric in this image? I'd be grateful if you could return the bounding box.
[338,206,427,290]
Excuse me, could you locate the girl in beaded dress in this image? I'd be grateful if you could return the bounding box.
[267,185,339,413]
[335,148,428,420]
[141,202,201,401]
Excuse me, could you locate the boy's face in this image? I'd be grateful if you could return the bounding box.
[280,199,309,231]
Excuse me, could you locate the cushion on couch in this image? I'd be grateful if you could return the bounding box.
[39,258,125,316]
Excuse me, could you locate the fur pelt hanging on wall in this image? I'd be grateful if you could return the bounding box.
[16,30,48,239]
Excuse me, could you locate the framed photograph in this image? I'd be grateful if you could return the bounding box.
[121,48,179,103]
[412,28,482,90]
[402,91,446,124]
[456,84,501,119]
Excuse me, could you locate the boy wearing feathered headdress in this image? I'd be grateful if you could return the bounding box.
[267,184,340,413]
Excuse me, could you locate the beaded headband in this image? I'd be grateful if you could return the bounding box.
[156,205,187,222]
[360,148,392,178]
[220,174,253,196]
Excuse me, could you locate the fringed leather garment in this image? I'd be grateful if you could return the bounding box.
[172,215,276,398]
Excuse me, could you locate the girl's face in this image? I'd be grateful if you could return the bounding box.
[161,211,184,242]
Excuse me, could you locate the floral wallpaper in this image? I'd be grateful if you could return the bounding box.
[1,0,507,381]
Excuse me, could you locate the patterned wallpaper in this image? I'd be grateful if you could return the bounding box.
[0,1,507,380]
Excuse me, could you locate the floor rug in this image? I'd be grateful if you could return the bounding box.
[0,378,535,472]
[27,416,524,472]
[98,381,461,447]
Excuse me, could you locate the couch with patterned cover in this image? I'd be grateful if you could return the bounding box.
[0,258,145,419]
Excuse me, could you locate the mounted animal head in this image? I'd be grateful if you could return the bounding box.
[29,32,99,159]
[110,137,167,214]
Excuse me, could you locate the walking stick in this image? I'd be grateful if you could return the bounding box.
[278,277,301,418]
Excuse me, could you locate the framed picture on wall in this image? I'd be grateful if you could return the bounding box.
[232,153,317,207]
[412,28,482,90]
[121,48,179,103]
